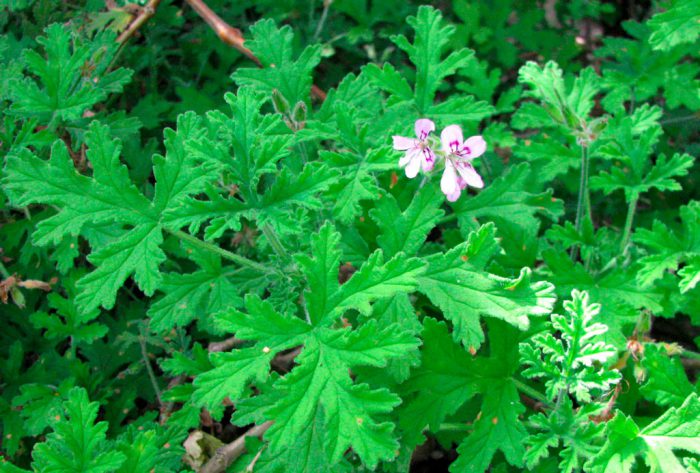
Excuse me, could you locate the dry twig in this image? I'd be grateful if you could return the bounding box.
[117,0,162,43]
[199,421,272,473]
[208,336,243,352]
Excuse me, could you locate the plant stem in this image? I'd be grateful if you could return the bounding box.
[681,349,700,361]
[139,327,162,406]
[619,194,639,255]
[512,378,549,406]
[200,422,273,473]
[312,0,331,41]
[261,224,288,262]
[0,260,10,279]
[660,114,700,125]
[166,229,272,275]
[438,422,472,432]
[570,145,590,261]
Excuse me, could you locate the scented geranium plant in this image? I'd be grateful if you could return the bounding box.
[1,2,700,473]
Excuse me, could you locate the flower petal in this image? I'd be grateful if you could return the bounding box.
[404,150,422,178]
[393,135,416,151]
[455,161,484,189]
[398,153,411,168]
[415,118,435,140]
[446,187,462,202]
[421,147,436,172]
[441,124,464,154]
[464,135,487,158]
[441,160,460,197]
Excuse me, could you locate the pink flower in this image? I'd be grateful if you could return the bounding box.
[392,119,436,178]
[439,125,486,202]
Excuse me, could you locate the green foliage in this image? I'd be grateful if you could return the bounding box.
[588,394,700,472]
[648,0,700,51]
[31,387,125,472]
[2,2,700,472]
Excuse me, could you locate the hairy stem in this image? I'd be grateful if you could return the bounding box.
[261,224,287,261]
[619,194,639,255]
[167,229,273,275]
[570,145,590,261]
[512,378,550,406]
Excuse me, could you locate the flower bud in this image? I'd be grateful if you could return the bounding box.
[271,89,290,115]
[292,101,307,126]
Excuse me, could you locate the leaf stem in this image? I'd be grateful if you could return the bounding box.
[660,113,700,125]
[512,378,549,406]
[167,229,273,275]
[619,194,639,256]
[438,422,471,432]
[261,224,295,269]
[570,145,590,261]
[139,326,162,406]
[0,260,10,279]
[681,348,700,361]
[312,0,331,41]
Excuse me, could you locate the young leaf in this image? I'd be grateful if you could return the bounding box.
[521,290,621,403]
[390,6,474,113]
[231,19,321,106]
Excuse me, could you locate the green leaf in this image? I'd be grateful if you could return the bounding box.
[524,399,604,472]
[148,253,244,332]
[297,222,425,325]
[231,19,321,106]
[648,0,700,51]
[3,117,215,313]
[192,223,424,469]
[390,6,474,113]
[192,296,309,417]
[399,318,478,448]
[640,343,695,407]
[521,290,621,403]
[591,153,693,201]
[450,320,527,472]
[29,290,106,344]
[451,378,526,472]
[369,185,445,257]
[418,223,555,349]
[451,163,564,233]
[588,394,700,473]
[10,24,132,123]
[634,201,700,291]
[32,387,125,473]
